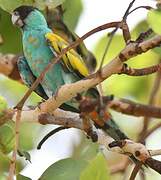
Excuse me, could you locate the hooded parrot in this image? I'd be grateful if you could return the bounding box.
[11,6,129,142]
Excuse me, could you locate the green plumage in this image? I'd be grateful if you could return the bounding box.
[13,6,128,141]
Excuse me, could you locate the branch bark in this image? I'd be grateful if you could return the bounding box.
[37,35,161,113]
[0,54,21,81]
[109,98,161,118]
[120,62,161,76]
[4,104,161,175]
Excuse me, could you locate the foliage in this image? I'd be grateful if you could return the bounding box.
[0,0,65,12]
[39,154,109,180]
[0,8,22,54]
[0,95,7,116]
[80,153,110,180]
[94,22,159,101]
[147,9,161,35]
[39,158,87,180]
[63,0,83,30]
[0,0,161,179]
[17,174,32,180]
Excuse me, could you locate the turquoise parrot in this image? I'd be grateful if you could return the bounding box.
[11,6,128,141]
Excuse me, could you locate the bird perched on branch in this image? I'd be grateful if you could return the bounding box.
[11,6,128,142]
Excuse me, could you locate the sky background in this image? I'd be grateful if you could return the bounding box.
[22,0,157,179]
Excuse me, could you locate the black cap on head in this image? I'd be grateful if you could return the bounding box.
[13,5,37,21]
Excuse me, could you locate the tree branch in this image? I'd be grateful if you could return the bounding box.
[36,35,161,114]
[108,98,161,118]
[120,62,161,76]
[0,54,21,81]
[2,104,159,175]
[129,161,143,180]
[141,122,161,141]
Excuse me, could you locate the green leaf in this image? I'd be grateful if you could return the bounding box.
[39,158,87,180]
[0,96,7,115]
[0,34,3,44]
[0,174,8,180]
[131,20,150,39]
[0,8,22,53]
[0,78,41,151]
[0,95,9,126]
[0,121,15,154]
[17,174,32,180]
[0,0,65,12]
[94,35,125,66]
[80,153,110,180]
[63,0,83,30]
[0,0,33,12]
[35,0,65,10]
[147,9,161,35]
[19,123,40,151]
[94,23,160,99]
[131,20,161,56]
[72,137,98,162]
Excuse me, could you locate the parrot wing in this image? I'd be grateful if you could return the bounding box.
[45,32,89,78]
[18,56,80,112]
[17,56,48,100]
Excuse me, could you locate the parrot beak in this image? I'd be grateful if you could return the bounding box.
[11,12,24,27]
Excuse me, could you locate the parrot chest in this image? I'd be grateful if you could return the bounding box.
[22,29,65,97]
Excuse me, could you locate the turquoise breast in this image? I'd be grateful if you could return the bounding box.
[23,28,65,97]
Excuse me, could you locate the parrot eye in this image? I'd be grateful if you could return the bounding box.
[14,11,19,16]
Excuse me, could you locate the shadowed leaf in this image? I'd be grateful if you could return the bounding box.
[39,158,87,180]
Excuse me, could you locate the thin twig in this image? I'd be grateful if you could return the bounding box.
[128,6,152,16]
[129,162,143,180]
[99,28,118,69]
[121,0,136,43]
[99,0,136,70]
[8,110,21,180]
[139,67,161,142]
[150,149,161,157]
[142,122,161,141]
[123,0,136,20]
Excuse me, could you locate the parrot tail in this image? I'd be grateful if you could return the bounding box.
[98,118,128,141]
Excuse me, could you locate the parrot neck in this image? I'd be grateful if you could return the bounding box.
[23,10,48,30]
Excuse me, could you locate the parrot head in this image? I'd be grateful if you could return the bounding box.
[12,6,47,29]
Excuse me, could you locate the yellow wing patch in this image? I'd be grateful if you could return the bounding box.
[45,32,89,77]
